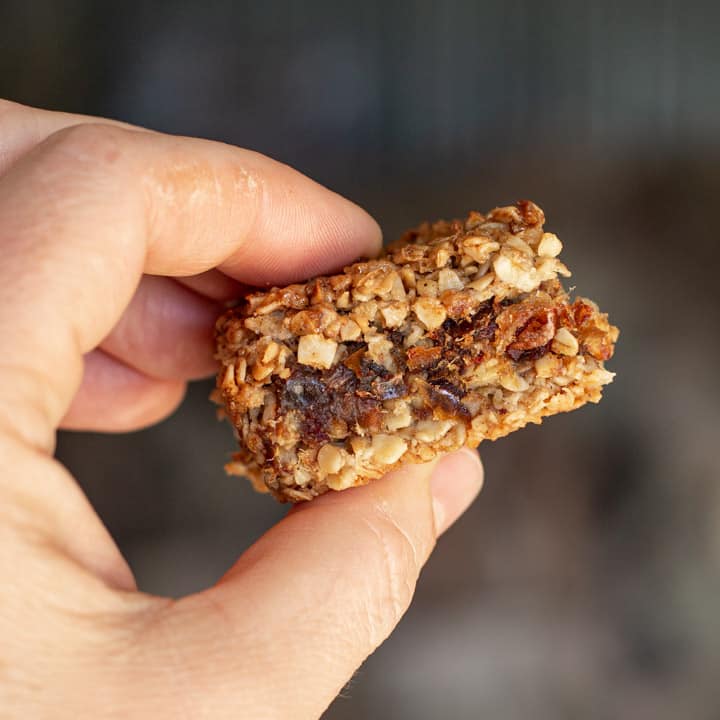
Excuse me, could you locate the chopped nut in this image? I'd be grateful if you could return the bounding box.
[317,443,346,475]
[339,318,362,341]
[538,232,563,258]
[449,422,467,446]
[367,336,395,369]
[552,327,579,356]
[505,236,534,255]
[416,277,439,298]
[380,302,409,328]
[493,251,540,293]
[466,272,495,293]
[586,367,615,386]
[353,267,402,301]
[297,334,338,369]
[463,235,500,264]
[370,434,408,465]
[438,268,464,293]
[251,362,274,382]
[262,341,280,364]
[385,402,413,431]
[389,272,407,301]
[415,419,453,443]
[412,297,447,330]
[288,307,338,336]
[350,300,379,332]
[535,257,562,282]
[327,466,357,491]
[431,246,452,268]
[293,466,312,487]
[399,266,416,290]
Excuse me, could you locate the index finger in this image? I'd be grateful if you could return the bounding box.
[0,112,381,452]
[0,98,149,175]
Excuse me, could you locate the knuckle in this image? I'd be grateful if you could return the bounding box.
[46,122,131,169]
[0,100,30,147]
[0,98,23,124]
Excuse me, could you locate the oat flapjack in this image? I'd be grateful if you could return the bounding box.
[214,201,619,502]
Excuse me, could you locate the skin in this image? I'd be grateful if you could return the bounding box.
[0,99,484,719]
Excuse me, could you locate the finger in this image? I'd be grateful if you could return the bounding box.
[0,98,148,175]
[429,447,485,534]
[174,269,246,302]
[141,451,483,719]
[0,120,381,454]
[61,349,186,432]
[100,276,220,381]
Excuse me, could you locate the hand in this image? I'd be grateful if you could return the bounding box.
[0,100,484,719]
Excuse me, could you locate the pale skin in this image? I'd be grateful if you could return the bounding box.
[0,100,484,719]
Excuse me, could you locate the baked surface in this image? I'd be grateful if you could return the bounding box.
[215,201,619,502]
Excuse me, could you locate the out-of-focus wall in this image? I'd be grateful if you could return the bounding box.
[3,2,720,718]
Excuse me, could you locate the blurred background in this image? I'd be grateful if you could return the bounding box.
[3,1,720,717]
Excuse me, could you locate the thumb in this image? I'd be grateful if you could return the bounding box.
[146,449,483,720]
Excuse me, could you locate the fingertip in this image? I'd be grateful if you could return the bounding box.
[429,448,484,536]
[333,191,383,259]
[220,161,382,286]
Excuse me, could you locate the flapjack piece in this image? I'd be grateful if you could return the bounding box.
[215,201,618,502]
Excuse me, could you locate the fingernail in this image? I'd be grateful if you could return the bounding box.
[430,448,484,535]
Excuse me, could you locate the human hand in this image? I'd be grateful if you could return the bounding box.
[0,100,484,719]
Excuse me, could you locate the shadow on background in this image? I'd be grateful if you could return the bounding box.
[3,1,720,718]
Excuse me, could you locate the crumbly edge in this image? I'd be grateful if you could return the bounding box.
[215,201,619,502]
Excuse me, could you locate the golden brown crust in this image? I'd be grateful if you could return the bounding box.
[214,201,619,502]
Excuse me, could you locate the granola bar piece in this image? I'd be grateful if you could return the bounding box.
[214,201,619,502]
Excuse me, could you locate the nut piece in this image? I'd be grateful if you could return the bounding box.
[493,253,540,293]
[327,467,357,491]
[339,318,362,341]
[380,302,409,328]
[538,232,563,258]
[552,327,579,356]
[438,268,464,293]
[317,444,345,475]
[463,236,500,264]
[371,434,408,465]
[297,334,338,369]
[412,297,447,330]
[385,402,413,431]
[415,419,453,443]
[262,341,280,364]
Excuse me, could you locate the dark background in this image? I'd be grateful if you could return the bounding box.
[3,1,720,718]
